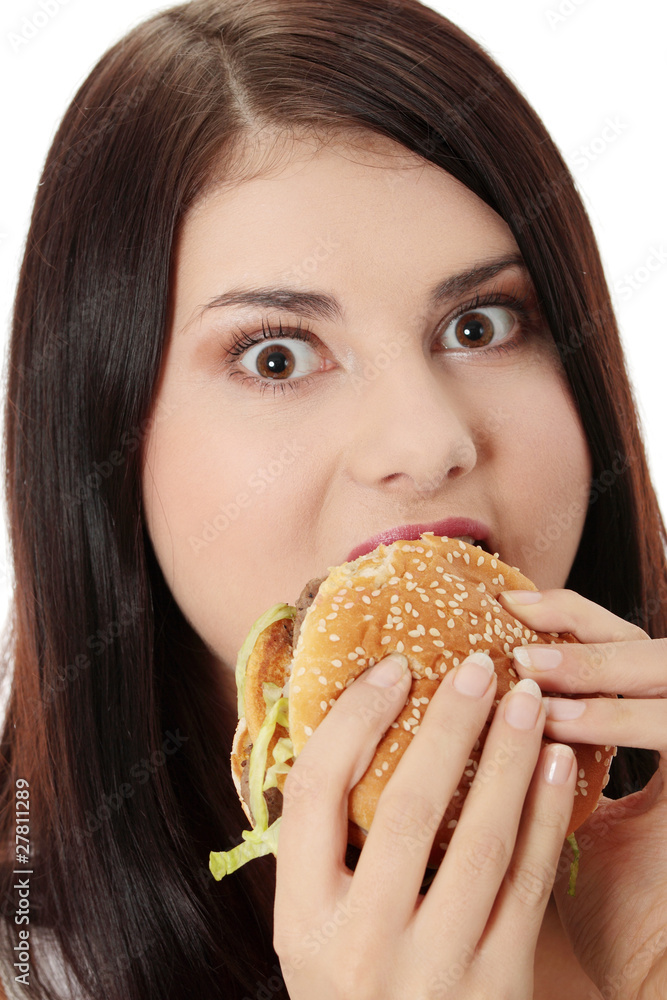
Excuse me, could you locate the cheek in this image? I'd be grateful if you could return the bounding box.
[494,371,591,586]
[141,403,317,661]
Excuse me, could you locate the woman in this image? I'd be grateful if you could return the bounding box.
[0,0,665,997]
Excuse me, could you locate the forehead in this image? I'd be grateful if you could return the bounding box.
[177,129,516,273]
[183,130,511,239]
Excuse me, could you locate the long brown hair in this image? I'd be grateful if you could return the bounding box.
[0,1,664,996]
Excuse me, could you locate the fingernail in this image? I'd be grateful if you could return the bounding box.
[544,744,575,785]
[544,697,586,721]
[452,652,496,697]
[504,677,542,729]
[366,652,409,688]
[502,590,543,604]
[513,646,562,671]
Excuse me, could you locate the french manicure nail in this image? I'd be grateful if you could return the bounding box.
[544,697,586,720]
[513,646,562,671]
[544,744,575,784]
[501,590,543,604]
[504,677,542,729]
[366,652,409,688]
[452,652,496,698]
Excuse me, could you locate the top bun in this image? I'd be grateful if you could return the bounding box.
[289,533,615,868]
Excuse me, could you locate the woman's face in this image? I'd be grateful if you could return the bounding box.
[141,134,592,686]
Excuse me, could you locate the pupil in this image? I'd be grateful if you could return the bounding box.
[257,345,295,379]
[462,319,485,342]
[266,351,288,373]
[455,311,493,349]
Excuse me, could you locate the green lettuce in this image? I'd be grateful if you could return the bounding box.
[234,603,296,719]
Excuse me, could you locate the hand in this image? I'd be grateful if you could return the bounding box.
[274,649,578,999]
[498,588,667,1000]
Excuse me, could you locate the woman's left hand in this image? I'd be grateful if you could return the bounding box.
[497,588,667,1000]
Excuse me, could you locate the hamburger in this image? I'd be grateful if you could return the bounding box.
[210,533,615,885]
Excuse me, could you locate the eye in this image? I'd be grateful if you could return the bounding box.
[237,333,323,381]
[441,305,515,352]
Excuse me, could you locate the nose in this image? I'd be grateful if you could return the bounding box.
[343,351,478,494]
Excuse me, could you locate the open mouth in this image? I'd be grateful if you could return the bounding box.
[454,534,492,555]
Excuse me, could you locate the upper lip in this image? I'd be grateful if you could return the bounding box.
[346,517,491,563]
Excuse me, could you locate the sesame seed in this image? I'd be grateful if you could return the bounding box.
[390,742,399,753]
[329,634,340,641]
[347,651,358,660]
[447,618,455,628]
[304,725,313,736]
[318,676,327,685]
[390,595,399,604]
[412,645,423,652]
[595,751,602,762]
[320,700,327,711]
[381,635,391,645]
[396,641,405,652]
[326,612,338,620]
[374,768,383,778]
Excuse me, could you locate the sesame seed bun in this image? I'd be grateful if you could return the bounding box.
[235,533,616,870]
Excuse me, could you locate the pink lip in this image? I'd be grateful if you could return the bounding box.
[346,518,490,563]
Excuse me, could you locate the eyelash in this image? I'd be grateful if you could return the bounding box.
[222,288,536,397]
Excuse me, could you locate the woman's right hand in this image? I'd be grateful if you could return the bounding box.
[273,650,577,999]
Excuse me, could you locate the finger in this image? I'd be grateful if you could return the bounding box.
[480,742,576,960]
[347,651,498,932]
[275,653,412,936]
[414,677,548,950]
[497,588,650,644]
[542,694,667,752]
[509,636,667,697]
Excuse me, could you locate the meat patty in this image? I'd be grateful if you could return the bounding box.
[292,576,326,651]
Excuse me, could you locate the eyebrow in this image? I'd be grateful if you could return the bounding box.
[199,252,527,324]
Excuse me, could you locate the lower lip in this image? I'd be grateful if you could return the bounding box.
[346,520,488,563]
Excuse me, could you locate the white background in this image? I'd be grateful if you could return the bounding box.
[0,0,665,631]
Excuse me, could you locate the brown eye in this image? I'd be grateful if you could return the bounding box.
[255,345,296,380]
[442,305,515,352]
[238,336,322,381]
